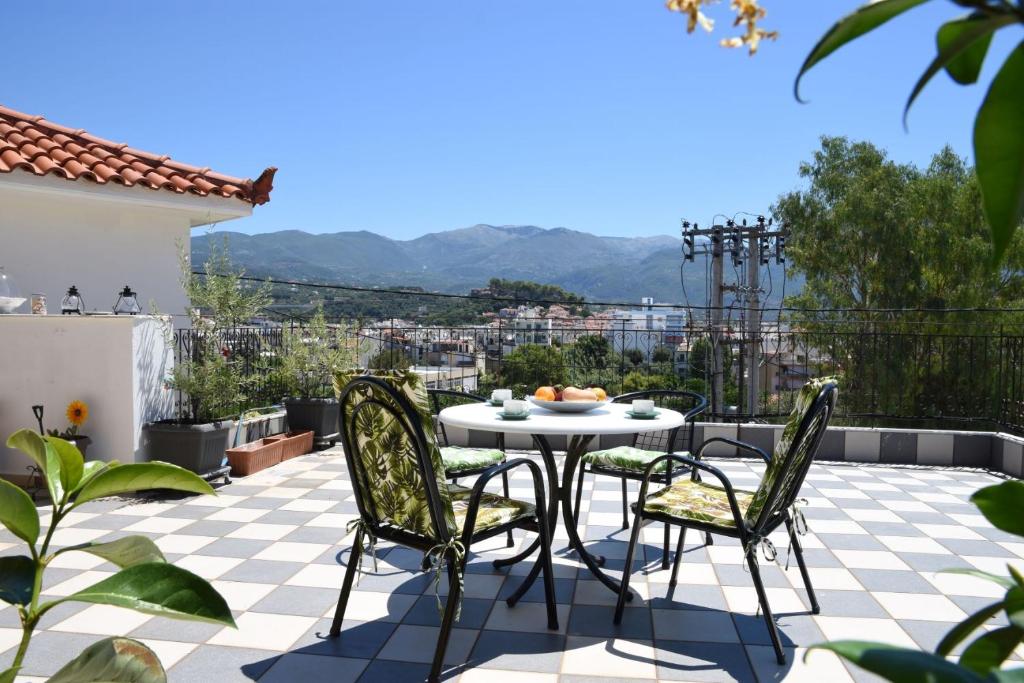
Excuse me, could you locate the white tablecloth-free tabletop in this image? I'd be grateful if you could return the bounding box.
[437,401,686,437]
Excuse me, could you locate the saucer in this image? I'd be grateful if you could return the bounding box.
[625,410,659,420]
[497,412,529,421]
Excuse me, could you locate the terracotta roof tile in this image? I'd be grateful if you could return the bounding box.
[0,104,275,205]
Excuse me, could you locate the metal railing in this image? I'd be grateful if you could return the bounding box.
[174,317,1024,434]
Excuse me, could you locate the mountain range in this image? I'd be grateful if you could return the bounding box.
[192,224,799,306]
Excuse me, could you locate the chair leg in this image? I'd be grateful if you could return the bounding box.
[670,526,687,587]
[746,546,786,665]
[429,553,464,683]
[573,463,586,525]
[705,531,714,546]
[502,470,514,548]
[329,529,364,637]
[621,478,630,530]
[787,518,820,614]
[537,509,560,630]
[662,523,671,569]
[614,508,644,624]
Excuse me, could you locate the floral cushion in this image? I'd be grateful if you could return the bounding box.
[582,446,688,474]
[334,369,457,538]
[441,446,505,475]
[449,484,535,534]
[744,377,837,525]
[640,479,754,528]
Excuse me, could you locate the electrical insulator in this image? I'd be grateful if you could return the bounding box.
[775,235,786,264]
[759,238,770,265]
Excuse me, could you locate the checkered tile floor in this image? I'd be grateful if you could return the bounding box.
[1,449,1021,682]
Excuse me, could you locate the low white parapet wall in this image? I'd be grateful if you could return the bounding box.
[0,314,175,477]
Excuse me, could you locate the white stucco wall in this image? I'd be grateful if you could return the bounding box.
[0,315,175,476]
[0,172,251,327]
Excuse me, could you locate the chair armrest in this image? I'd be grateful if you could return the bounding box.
[637,453,747,530]
[695,437,770,465]
[459,458,547,542]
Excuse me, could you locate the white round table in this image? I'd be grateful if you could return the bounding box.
[439,402,686,599]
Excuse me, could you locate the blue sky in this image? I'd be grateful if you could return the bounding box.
[6,1,1019,240]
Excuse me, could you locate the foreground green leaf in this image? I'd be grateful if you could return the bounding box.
[1006,586,1024,630]
[48,637,166,683]
[940,568,1015,590]
[959,625,1023,675]
[62,563,235,626]
[74,463,215,506]
[0,667,18,683]
[795,0,931,100]
[63,536,166,569]
[940,12,1005,85]
[6,428,47,473]
[0,555,36,606]
[974,42,1024,266]
[808,640,983,682]
[904,12,1015,124]
[44,436,84,495]
[0,477,39,546]
[935,600,1003,656]
[971,480,1024,537]
[72,460,116,495]
[6,428,61,502]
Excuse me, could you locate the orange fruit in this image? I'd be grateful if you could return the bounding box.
[534,386,556,401]
[592,387,607,401]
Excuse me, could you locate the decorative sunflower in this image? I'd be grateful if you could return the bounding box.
[66,400,89,435]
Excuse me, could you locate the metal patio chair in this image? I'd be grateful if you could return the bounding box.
[574,390,711,569]
[614,378,838,665]
[330,372,558,683]
[429,388,513,547]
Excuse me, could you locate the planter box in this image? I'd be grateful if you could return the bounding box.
[284,398,339,443]
[225,438,284,476]
[267,431,315,460]
[143,421,231,477]
[227,408,287,447]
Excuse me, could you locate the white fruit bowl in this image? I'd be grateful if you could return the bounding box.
[0,296,26,314]
[527,397,609,413]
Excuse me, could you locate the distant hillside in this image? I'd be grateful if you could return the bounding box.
[192,224,800,308]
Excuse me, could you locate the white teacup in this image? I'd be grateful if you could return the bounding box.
[503,399,529,416]
[491,389,512,403]
[632,399,655,415]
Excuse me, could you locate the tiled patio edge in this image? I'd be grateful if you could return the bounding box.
[450,424,1024,478]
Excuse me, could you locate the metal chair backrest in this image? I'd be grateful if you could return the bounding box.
[428,389,488,447]
[612,390,708,454]
[745,379,838,533]
[335,372,457,543]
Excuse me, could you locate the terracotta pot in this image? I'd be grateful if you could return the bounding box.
[225,438,284,476]
[266,431,314,460]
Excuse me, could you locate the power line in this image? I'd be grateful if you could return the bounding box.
[201,271,1024,315]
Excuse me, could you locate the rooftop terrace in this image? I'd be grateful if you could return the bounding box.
[2,447,1020,682]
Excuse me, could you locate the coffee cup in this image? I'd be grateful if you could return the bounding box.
[491,389,512,403]
[503,399,528,416]
[632,399,655,415]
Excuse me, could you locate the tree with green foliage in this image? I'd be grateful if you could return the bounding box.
[497,344,567,394]
[170,238,272,422]
[774,138,1024,423]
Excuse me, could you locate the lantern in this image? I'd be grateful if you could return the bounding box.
[113,285,141,315]
[61,286,84,315]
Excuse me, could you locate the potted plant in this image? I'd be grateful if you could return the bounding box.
[35,400,92,458]
[143,239,270,478]
[273,307,359,445]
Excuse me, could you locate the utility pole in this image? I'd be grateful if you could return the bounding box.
[682,216,787,420]
[710,226,725,418]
